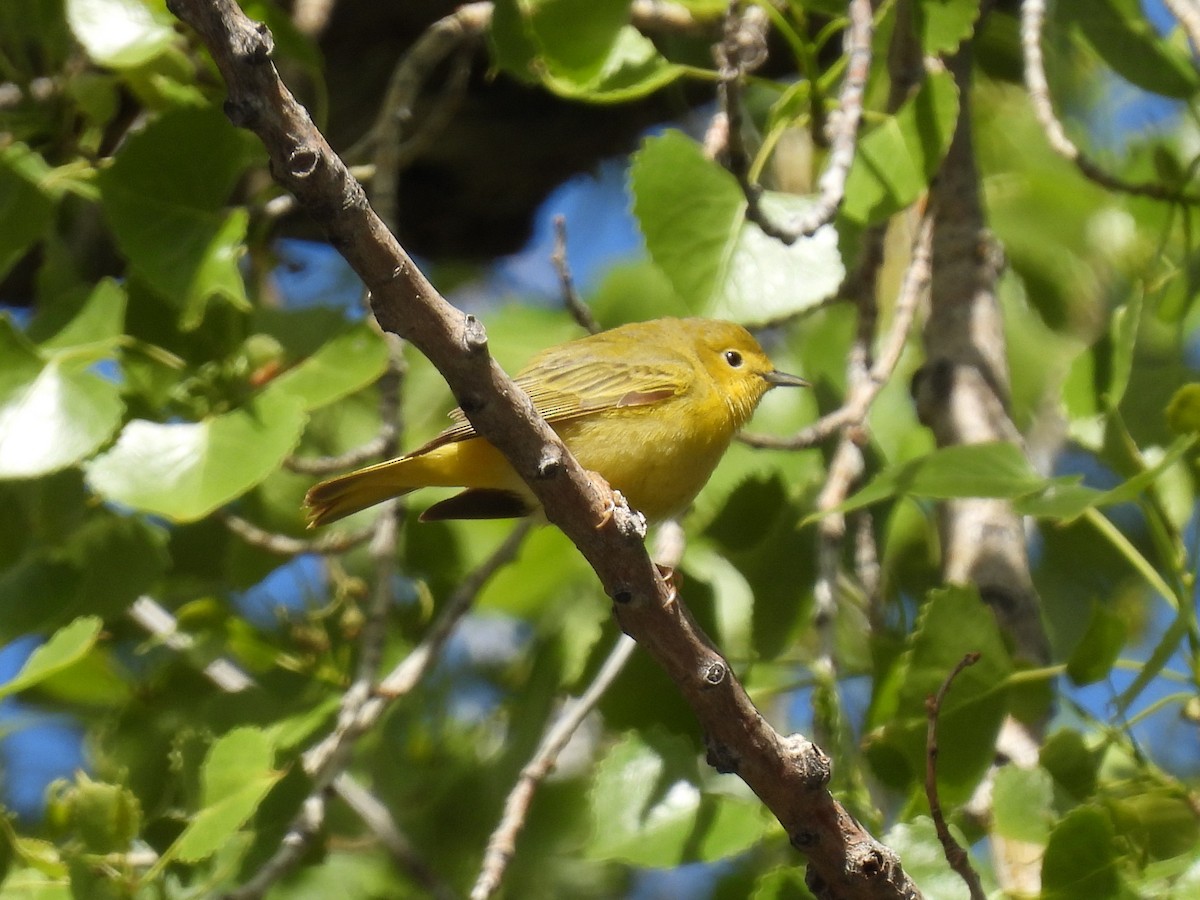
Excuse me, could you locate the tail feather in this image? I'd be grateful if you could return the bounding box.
[304,457,421,527]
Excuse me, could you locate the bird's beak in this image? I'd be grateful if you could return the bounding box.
[763,369,809,388]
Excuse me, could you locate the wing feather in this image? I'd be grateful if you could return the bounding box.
[414,344,688,455]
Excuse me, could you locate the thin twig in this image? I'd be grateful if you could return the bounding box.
[355,3,492,231]
[352,339,407,690]
[1020,0,1200,203]
[743,209,933,451]
[924,652,986,900]
[230,523,530,900]
[127,596,255,693]
[552,215,600,334]
[470,635,637,900]
[221,510,374,555]
[285,432,392,475]
[717,0,872,243]
[308,522,533,770]
[333,772,460,900]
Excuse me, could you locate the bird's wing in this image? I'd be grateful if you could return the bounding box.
[412,351,687,455]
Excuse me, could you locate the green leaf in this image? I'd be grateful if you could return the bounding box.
[1039,729,1099,800]
[829,442,1047,520]
[85,395,307,522]
[1165,383,1200,435]
[992,765,1054,844]
[709,192,845,325]
[522,0,631,83]
[540,27,684,103]
[1062,0,1200,99]
[169,727,281,864]
[632,131,742,306]
[748,866,815,900]
[884,817,989,897]
[631,131,842,322]
[1066,602,1125,685]
[1105,287,1140,408]
[0,145,55,282]
[263,322,389,412]
[97,106,258,329]
[0,317,124,479]
[867,586,1013,802]
[66,0,177,68]
[1015,436,1195,521]
[587,730,768,865]
[1109,790,1200,861]
[35,278,127,352]
[1041,806,1121,899]
[842,70,959,225]
[913,0,982,55]
[0,617,101,700]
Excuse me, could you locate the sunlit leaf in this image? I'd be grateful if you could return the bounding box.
[866,586,1013,802]
[169,727,281,863]
[829,442,1048,520]
[0,317,124,479]
[632,131,842,323]
[0,617,101,700]
[587,730,768,865]
[264,322,389,412]
[842,70,959,224]
[85,395,306,522]
[66,0,176,68]
[97,106,259,329]
[913,0,982,55]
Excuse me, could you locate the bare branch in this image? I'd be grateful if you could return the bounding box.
[1021,0,1200,204]
[924,652,986,900]
[285,432,393,475]
[718,0,872,243]
[167,3,923,894]
[743,211,932,452]
[221,510,373,555]
[333,773,459,900]
[471,635,637,900]
[355,3,491,230]
[552,215,600,334]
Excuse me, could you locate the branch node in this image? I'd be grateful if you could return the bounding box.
[287,146,320,179]
[535,445,564,479]
[245,21,274,62]
[704,735,741,774]
[789,828,820,850]
[701,660,727,687]
[611,588,633,605]
[463,314,489,353]
[784,735,831,788]
[223,98,257,128]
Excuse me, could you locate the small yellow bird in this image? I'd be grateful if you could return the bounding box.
[305,317,806,527]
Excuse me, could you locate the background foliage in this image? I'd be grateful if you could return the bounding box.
[1,0,1199,897]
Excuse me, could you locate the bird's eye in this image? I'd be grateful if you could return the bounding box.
[724,350,743,368]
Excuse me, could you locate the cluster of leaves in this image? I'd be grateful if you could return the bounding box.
[1,0,1199,897]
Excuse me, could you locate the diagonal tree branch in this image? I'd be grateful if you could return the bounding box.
[167,2,922,895]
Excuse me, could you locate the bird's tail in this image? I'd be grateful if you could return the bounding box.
[304,456,424,527]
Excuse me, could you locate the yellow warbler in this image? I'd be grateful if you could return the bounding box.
[305,317,806,526]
